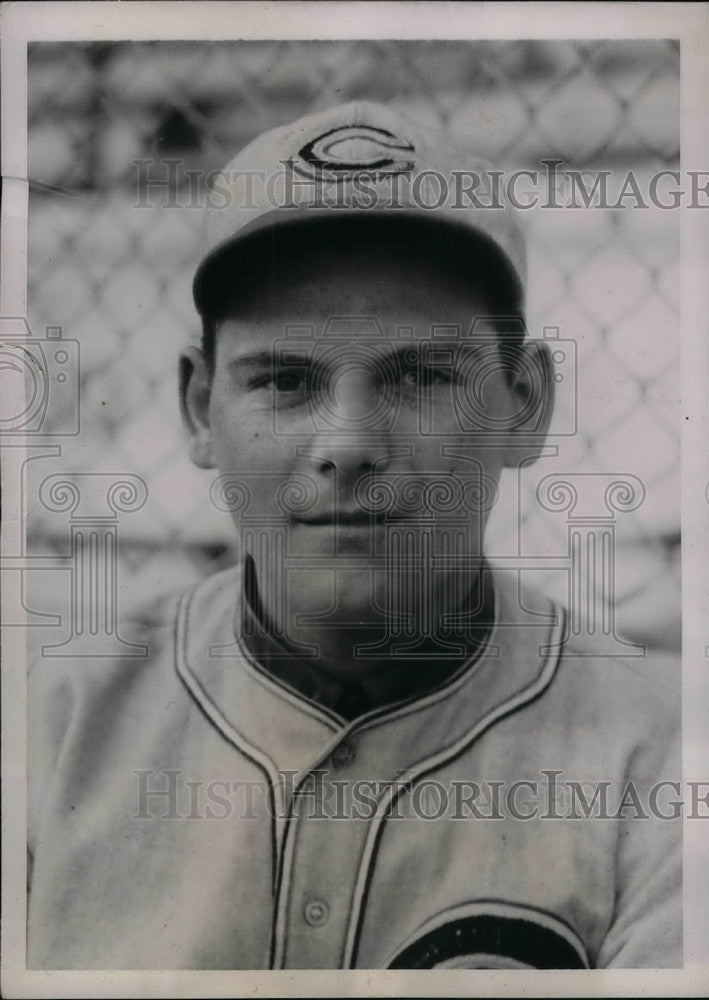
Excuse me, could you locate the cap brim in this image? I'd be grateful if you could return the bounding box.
[193,206,524,318]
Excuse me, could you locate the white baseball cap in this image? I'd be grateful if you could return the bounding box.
[193,100,526,315]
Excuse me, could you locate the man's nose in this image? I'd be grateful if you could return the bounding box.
[307,368,392,483]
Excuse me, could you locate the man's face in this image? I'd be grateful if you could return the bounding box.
[182,238,550,655]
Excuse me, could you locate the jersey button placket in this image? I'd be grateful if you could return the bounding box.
[281,739,371,967]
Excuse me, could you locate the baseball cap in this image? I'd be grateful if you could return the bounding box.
[192,100,526,316]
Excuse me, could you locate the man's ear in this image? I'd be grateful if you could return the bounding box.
[502,339,555,468]
[179,346,216,469]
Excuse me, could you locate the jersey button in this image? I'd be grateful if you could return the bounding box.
[330,740,355,769]
[303,898,330,927]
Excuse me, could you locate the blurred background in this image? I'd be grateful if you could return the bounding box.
[25,39,680,652]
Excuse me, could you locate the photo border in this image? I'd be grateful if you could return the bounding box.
[2,3,707,997]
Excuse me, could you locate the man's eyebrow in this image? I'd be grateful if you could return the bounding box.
[383,342,485,363]
[226,342,486,370]
[227,351,314,369]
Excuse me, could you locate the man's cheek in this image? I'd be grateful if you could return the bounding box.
[210,404,266,464]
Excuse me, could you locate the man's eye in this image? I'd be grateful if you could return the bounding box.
[251,369,308,393]
[272,370,306,392]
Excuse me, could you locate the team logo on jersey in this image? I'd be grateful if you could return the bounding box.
[292,124,416,181]
[387,901,590,970]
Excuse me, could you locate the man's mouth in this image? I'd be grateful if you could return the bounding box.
[295,509,395,527]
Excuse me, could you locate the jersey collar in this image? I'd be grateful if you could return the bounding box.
[175,563,564,786]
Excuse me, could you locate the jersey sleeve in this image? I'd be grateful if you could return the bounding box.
[26,587,179,885]
[595,704,682,968]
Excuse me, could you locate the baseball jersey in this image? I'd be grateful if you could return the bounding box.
[27,564,681,969]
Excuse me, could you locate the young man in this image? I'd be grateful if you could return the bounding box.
[28,102,681,970]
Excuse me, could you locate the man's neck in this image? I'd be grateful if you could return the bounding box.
[238,557,495,721]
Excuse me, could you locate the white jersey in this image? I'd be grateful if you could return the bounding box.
[28,565,681,969]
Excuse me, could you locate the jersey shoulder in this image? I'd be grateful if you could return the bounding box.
[493,567,679,735]
[28,563,243,741]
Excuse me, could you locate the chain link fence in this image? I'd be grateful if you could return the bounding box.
[25,39,680,651]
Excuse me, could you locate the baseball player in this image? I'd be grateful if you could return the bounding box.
[28,102,681,970]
